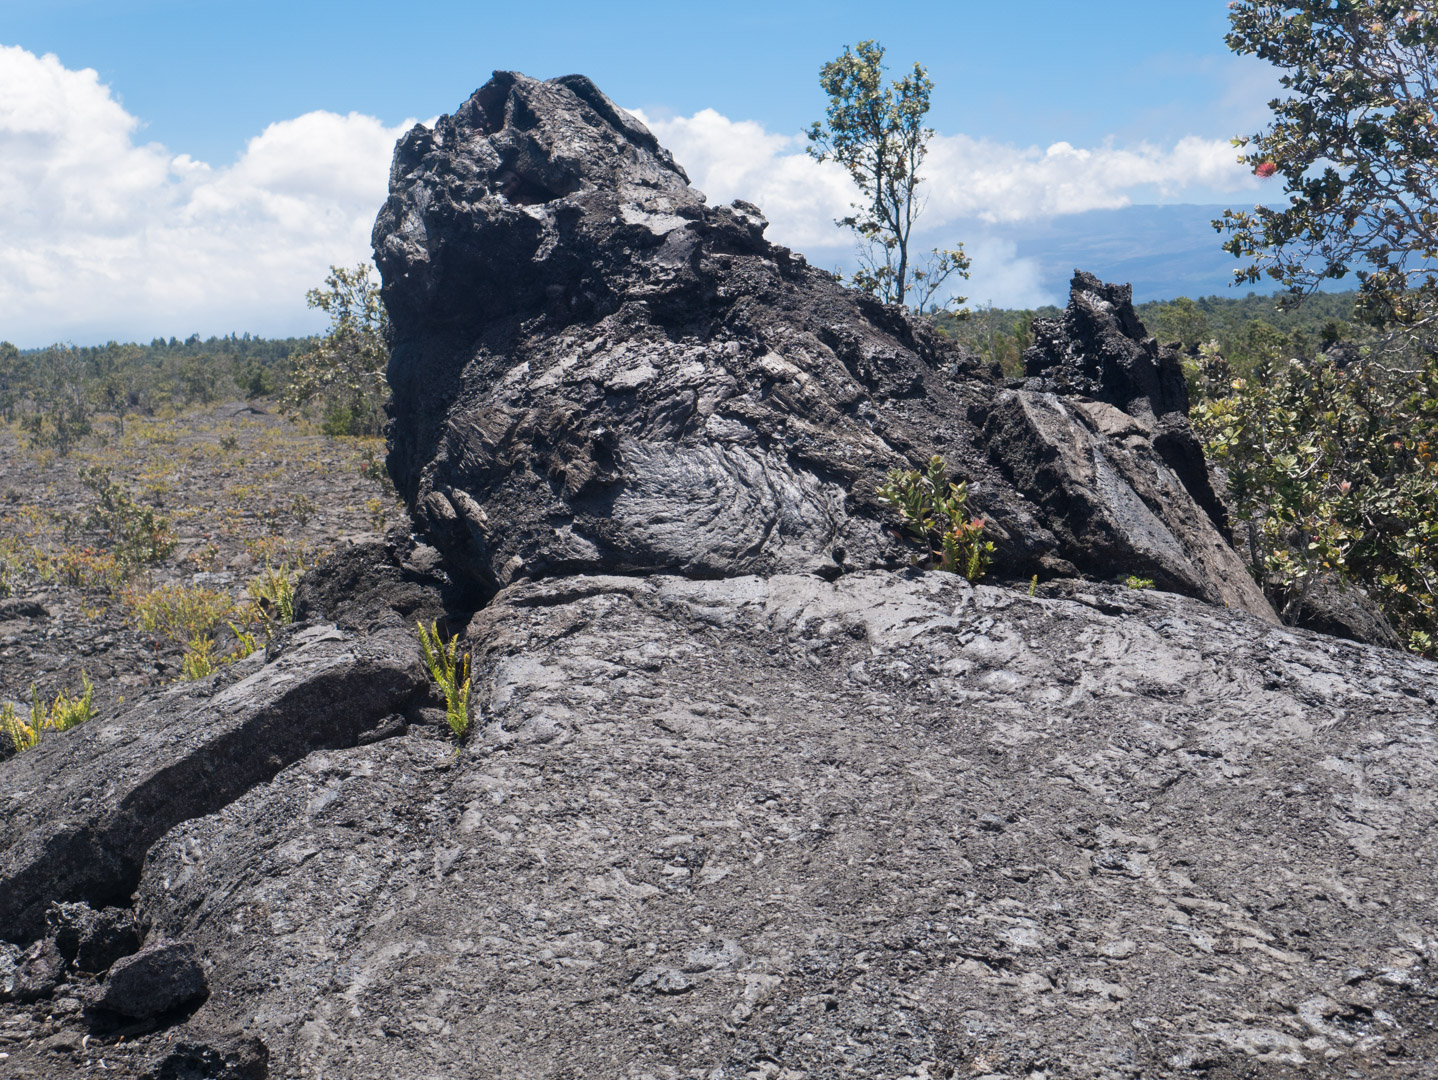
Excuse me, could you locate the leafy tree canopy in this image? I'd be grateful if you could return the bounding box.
[1216,1,1438,351]
[283,265,389,436]
[808,41,969,313]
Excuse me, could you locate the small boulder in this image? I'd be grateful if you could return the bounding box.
[9,937,66,1002]
[1288,572,1404,650]
[144,1030,270,1080]
[48,901,142,974]
[92,939,208,1019]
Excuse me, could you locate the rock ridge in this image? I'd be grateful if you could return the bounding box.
[373,71,1274,623]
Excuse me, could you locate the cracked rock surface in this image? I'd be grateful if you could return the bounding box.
[6,570,1423,1079]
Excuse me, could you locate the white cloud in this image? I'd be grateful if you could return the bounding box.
[642,109,1257,233]
[0,45,413,346]
[0,45,1267,343]
[638,108,1259,308]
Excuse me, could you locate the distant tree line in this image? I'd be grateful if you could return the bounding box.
[0,334,309,452]
[935,290,1362,381]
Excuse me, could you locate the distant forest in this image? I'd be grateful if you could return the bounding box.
[0,288,1364,444]
[0,333,307,419]
[0,334,310,453]
[938,290,1361,381]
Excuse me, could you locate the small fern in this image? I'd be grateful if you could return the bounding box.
[181,637,218,681]
[228,622,260,661]
[3,674,94,753]
[48,673,94,731]
[418,621,472,741]
[248,561,300,637]
[2,699,39,753]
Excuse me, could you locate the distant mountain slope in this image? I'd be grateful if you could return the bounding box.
[800,203,1345,309]
[995,204,1262,303]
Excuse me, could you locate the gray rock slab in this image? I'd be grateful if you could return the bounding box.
[128,571,1438,1078]
[0,624,428,942]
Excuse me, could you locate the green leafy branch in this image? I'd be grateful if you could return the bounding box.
[877,455,994,581]
[418,621,472,741]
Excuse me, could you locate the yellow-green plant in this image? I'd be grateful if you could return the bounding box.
[78,466,177,566]
[1125,575,1155,590]
[129,584,235,645]
[228,622,259,662]
[877,455,994,582]
[48,673,94,731]
[53,547,126,594]
[4,674,95,753]
[248,561,300,637]
[181,637,217,681]
[418,621,472,740]
[2,699,39,753]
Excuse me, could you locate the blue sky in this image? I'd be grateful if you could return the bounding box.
[0,0,1283,344]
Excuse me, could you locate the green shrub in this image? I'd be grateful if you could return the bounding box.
[79,466,177,566]
[877,455,994,581]
[1192,345,1438,654]
[418,621,472,741]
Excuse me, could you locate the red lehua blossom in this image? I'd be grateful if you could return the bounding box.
[1255,161,1278,178]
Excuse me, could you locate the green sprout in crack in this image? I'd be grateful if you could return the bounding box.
[877,455,994,582]
[418,620,472,741]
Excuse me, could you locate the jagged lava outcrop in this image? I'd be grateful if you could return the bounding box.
[374,71,1271,619]
[3,71,1438,1080]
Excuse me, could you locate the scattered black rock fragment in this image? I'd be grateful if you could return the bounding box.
[9,938,65,1002]
[47,901,141,974]
[143,1030,270,1080]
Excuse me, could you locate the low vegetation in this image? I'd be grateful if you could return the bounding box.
[418,621,472,741]
[877,455,993,582]
[0,336,305,451]
[0,395,400,735]
[1192,346,1438,654]
[248,561,300,638]
[2,674,95,754]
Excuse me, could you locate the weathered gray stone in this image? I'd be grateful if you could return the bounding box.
[119,571,1438,1078]
[92,939,207,1019]
[0,624,428,942]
